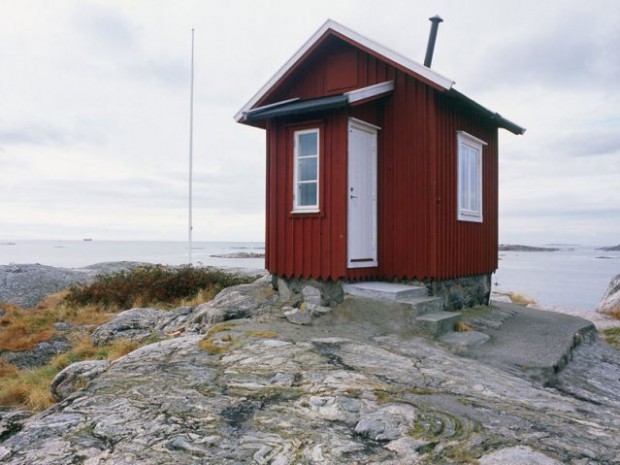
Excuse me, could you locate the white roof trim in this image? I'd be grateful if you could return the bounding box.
[345,80,394,104]
[457,130,488,147]
[235,19,455,122]
[246,97,300,115]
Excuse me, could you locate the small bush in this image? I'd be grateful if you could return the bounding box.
[65,265,255,311]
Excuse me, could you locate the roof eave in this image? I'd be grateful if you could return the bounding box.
[447,88,526,135]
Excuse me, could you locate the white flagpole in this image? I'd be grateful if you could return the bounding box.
[188,28,195,264]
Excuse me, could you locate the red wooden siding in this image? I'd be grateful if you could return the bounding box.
[433,95,499,278]
[266,112,349,280]
[262,35,499,281]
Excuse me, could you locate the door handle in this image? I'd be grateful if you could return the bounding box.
[350,195,358,199]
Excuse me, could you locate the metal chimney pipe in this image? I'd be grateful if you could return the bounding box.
[424,15,443,68]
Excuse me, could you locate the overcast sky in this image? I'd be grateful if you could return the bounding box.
[0,0,618,246]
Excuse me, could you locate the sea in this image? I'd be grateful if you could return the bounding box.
[0,240,618,313]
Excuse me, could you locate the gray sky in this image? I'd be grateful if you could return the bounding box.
[0,0,618,246]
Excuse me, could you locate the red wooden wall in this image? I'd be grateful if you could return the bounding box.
[261,36,499,281]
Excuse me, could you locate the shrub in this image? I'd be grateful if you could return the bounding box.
[64,265,256,311]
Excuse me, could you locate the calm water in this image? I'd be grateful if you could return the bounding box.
[0,241,618,312]
[0,240,265,270]
[494,246,619,311]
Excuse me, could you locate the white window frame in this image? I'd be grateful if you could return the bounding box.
[457,131,486,223]
[292,128,320,213]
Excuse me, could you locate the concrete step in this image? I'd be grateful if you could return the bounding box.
[415,312,461,337]
[398,296,444,316]
[343,281,427,301]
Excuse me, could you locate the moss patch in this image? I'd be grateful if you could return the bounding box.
[602,327,620,350]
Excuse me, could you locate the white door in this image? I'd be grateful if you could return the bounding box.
[347,118,379,268]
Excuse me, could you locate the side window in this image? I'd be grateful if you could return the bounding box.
[293,128,320,212]
[457,131,486,222]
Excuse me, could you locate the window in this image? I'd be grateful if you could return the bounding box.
[293,128,320,212]
[457,131,486,222]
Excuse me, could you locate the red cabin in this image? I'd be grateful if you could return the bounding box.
[236,20,524,286]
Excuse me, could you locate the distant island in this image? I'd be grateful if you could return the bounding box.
[598,244,620,252]
[498,244,560,252]
[210,252,265,259]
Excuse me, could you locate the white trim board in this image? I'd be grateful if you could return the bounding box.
[345,81,394,105]
[234,19,454,122]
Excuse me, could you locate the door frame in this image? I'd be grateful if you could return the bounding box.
[347,117,380,269]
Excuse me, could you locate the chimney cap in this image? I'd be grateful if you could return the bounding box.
[429,15,444,23]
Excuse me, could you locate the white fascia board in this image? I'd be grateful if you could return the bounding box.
[457,130,488,147]
[345,80,394,104]
[234,19,455,122]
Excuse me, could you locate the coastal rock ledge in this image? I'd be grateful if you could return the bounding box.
[597,273,620,316]
[0,275,620,463]
[0,262,146,308]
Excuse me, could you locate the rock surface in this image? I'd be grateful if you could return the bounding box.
[597,273,620,316]
[0,262,146,308]
[1,336,73,369]
[1,276,620,464]
[90,307,185,346]
[50,360,111,401]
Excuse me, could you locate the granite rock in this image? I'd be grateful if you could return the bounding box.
[597,273,620,316]
[50,360,111,401]
[0,279,619,464]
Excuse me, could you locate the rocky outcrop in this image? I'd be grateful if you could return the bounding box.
[50,360,111,401]
[0,277,619,464]
[0,264,90,308]
[188,278,273,328]
[0,262,146,308]
[598,244,620,252]
[597,273,620,316]
[498,244,559,252]
[1,336,72,370]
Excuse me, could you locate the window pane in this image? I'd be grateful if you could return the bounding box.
[470,150,479,212]
[299,157,317,181]
[299,132,317,156]
[298,182,317,206]
[459,146,469,210]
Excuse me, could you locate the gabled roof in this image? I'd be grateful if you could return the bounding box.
[235,19,525,135]
[234,19,453,123]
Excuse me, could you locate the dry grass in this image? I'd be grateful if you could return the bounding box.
[198,322,237,355]
[0,359,19,377]
[0,293,115,352]
[0,365,57,410]
[0,337,146,411]
[106,339,141,360]
[495,291,536,306]
[197,338,233,355]
[454,321,474,332]
[601,309,620,321]
[244,330,278,338]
